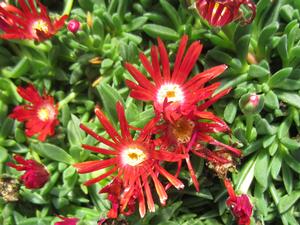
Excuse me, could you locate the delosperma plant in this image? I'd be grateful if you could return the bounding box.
[1,0,300,225]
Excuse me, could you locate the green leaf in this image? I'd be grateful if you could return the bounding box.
[258,22,279,51]
[282,163,293,194]
[268,67,293,88]
[278,190,300,213]
[264,90,279,109]
[143,24,179,41]
[269,141,278,156]
[248,64,269,78]
[254,150,269,190]
[0,78,22,104]
[277,35,288,63]
[97,83,125,125]
[281,137,300,151]
[2,57,30,78]
[275,90,300,108]
[126,16,148,32]
[282,146,300,173]
[160,0,181,29]
[236,35,251,61]
[224,102,237,124]
[67,114,85,147]
[263,135,276,148]
[270,152,282,179]
[31,143,74,164]
[277,117,292,139]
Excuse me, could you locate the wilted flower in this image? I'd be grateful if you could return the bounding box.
[55,216,79,225]
[74,102,186,218]
[9,84,59,142]
[6,154,49,189]
[0,0,68,41]
[195,0,256,27]
[224,179,253,225]
[67,19,80,33]
[0,176,20,202]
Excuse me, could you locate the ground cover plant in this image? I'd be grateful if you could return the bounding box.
[0,0,300,225]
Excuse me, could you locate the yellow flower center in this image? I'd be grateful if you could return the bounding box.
[37,105,56,121]
[122,147,147,166]
[32,20,49,34]
[157,84,184,104]
[171,118,195,144]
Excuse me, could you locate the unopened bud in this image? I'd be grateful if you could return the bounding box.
[67,19,80,33]
[239,93,264,115]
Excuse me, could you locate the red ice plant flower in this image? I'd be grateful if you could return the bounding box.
[55,216,79,225]
[0,0,68,41]
[224,179,253,225]
[6,154,49,189]
[73,102,186,218]
[125,35,241,191]
[195,0,256,27]
[9,85,59,142]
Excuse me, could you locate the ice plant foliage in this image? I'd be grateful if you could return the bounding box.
[224,179,253,225]
[0,0,68,41]
[195,0,256,26]
[74,102,186,218]
[9,85,59,141]
[125,35,241,191]
[6,154,49,189]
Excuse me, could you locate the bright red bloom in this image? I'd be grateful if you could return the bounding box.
[125,35,241,191]
[196,0,256,26]
[125,35,229,115]
[74,102,186,218]
[9,85,59,142]
[55,216,79,225]
[6,154,49,189]
[0,0,68,41]
[224,179,253,225]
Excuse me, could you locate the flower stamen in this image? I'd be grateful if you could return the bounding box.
[157,84,184,104]
[122,147,147,166]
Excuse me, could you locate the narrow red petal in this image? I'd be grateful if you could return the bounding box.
[172,35,188,82]
[82,144,117,155]
[150,171,168,205]
[73,158,116,173]
[84,167,117,186]
[157,37,170,81]
[156,165,184,190]
[144,178,155,212]
[95,107,122,143]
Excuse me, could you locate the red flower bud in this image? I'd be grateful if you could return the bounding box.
[7,155,49,189]
[239,93,264,115]
[67,19,80,33]
[55,216,79,225]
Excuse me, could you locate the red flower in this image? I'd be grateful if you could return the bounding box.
[9,85,59,142]
[0,0,68,41]
[125,35,228,115]
[125,35,241,191]
[195,0,256,26]
[55,216,79,225]
[224,179,253,225]
[6,154,49,189]
[74,102,186,218]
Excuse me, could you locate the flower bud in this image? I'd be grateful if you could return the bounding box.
[7,155,49,189]
[55,216,79,225]
[67,19,80,33]
[239,93,264,115]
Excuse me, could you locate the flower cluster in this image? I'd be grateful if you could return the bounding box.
[73,35,253,223]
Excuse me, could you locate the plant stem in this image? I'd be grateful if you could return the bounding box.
[63,0,74,15]
[58,92,76,110]
[246,115,254,142]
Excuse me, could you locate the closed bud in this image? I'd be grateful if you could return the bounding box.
[67,19,80,33]
[239,93,264,115]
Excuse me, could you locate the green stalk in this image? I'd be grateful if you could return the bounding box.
[63,0,74,15]
[246,115,254,142]
[58,92,76,110]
